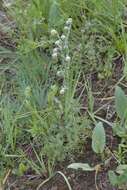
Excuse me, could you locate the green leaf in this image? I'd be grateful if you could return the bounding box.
[118,169,127,185]
[108,170,118,186]
[115,86,127,119]
[68,163,95,171]
[116,165,127,175]
[92,122,106,154]
[113,124,126,137]
[48,0,63,27]
[18,163,28,176]
[109,169,127,187]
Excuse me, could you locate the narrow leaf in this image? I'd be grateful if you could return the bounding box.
[48,0,63,27]
[115,86,127,119]
[68,163,95,171]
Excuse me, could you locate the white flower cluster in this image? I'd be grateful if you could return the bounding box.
[51,18,72,63]
[50,18,73,95]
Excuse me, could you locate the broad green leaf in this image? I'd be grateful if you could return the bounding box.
[92,122,106,154]
[108,170,118,186]
[118,169,127,185]
[109,169,127,186]
[115,86,127,119]
[116,165,127,175]
[68,163,95,171]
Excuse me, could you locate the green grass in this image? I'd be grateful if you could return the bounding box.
[1,0,127,189]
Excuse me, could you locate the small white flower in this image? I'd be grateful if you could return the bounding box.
[56,70,64,77]
[52,52,58,60]
[66,18,72,26]
[60,87,67,95]
[61,34,66,41]
[51,29,58,36]
[81,29,85,34]
[55,40,62,46]
[53,48,59,53]
[65,55,71,63]
[4,1,13,8]
[64,26,69,32]
[60,88,65,95]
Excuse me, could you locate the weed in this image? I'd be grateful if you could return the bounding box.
[1,0,127,189]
